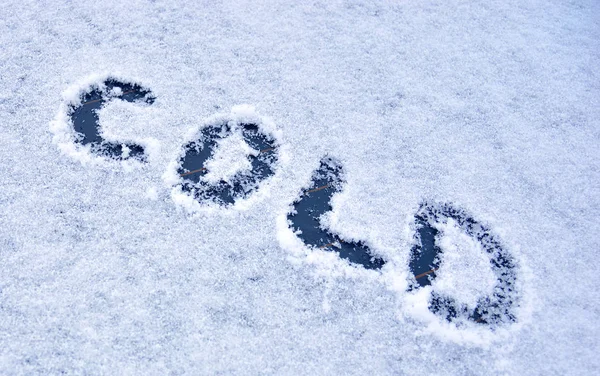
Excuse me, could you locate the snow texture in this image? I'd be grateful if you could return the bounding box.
[202,132,257,185]
[1,0,599,374]
[165,104,286,213]
[433,218,497,310]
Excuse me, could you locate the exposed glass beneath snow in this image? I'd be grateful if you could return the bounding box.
[286,159,519,327]
[409,203,518,326]
[0,0,598,374]
[69,79,155,160]
[178,122,278,206]
[287,157,385,269]
[164,105,285,213]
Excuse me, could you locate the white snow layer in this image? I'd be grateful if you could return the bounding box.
[202,132,257,185]
[0,0,599,374]
[433,218,496,310]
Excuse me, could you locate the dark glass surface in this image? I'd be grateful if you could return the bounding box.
[70,79,155,160]
[178,124,278,205]
[287,158,518,326]
[409,203,518,325]
[287,158,385,270]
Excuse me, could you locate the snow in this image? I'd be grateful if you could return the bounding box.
[49,73,160,166]
[1,0,599,374]
[164,105,287,214]
[432,218,497,311]
[202,131,258,185]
